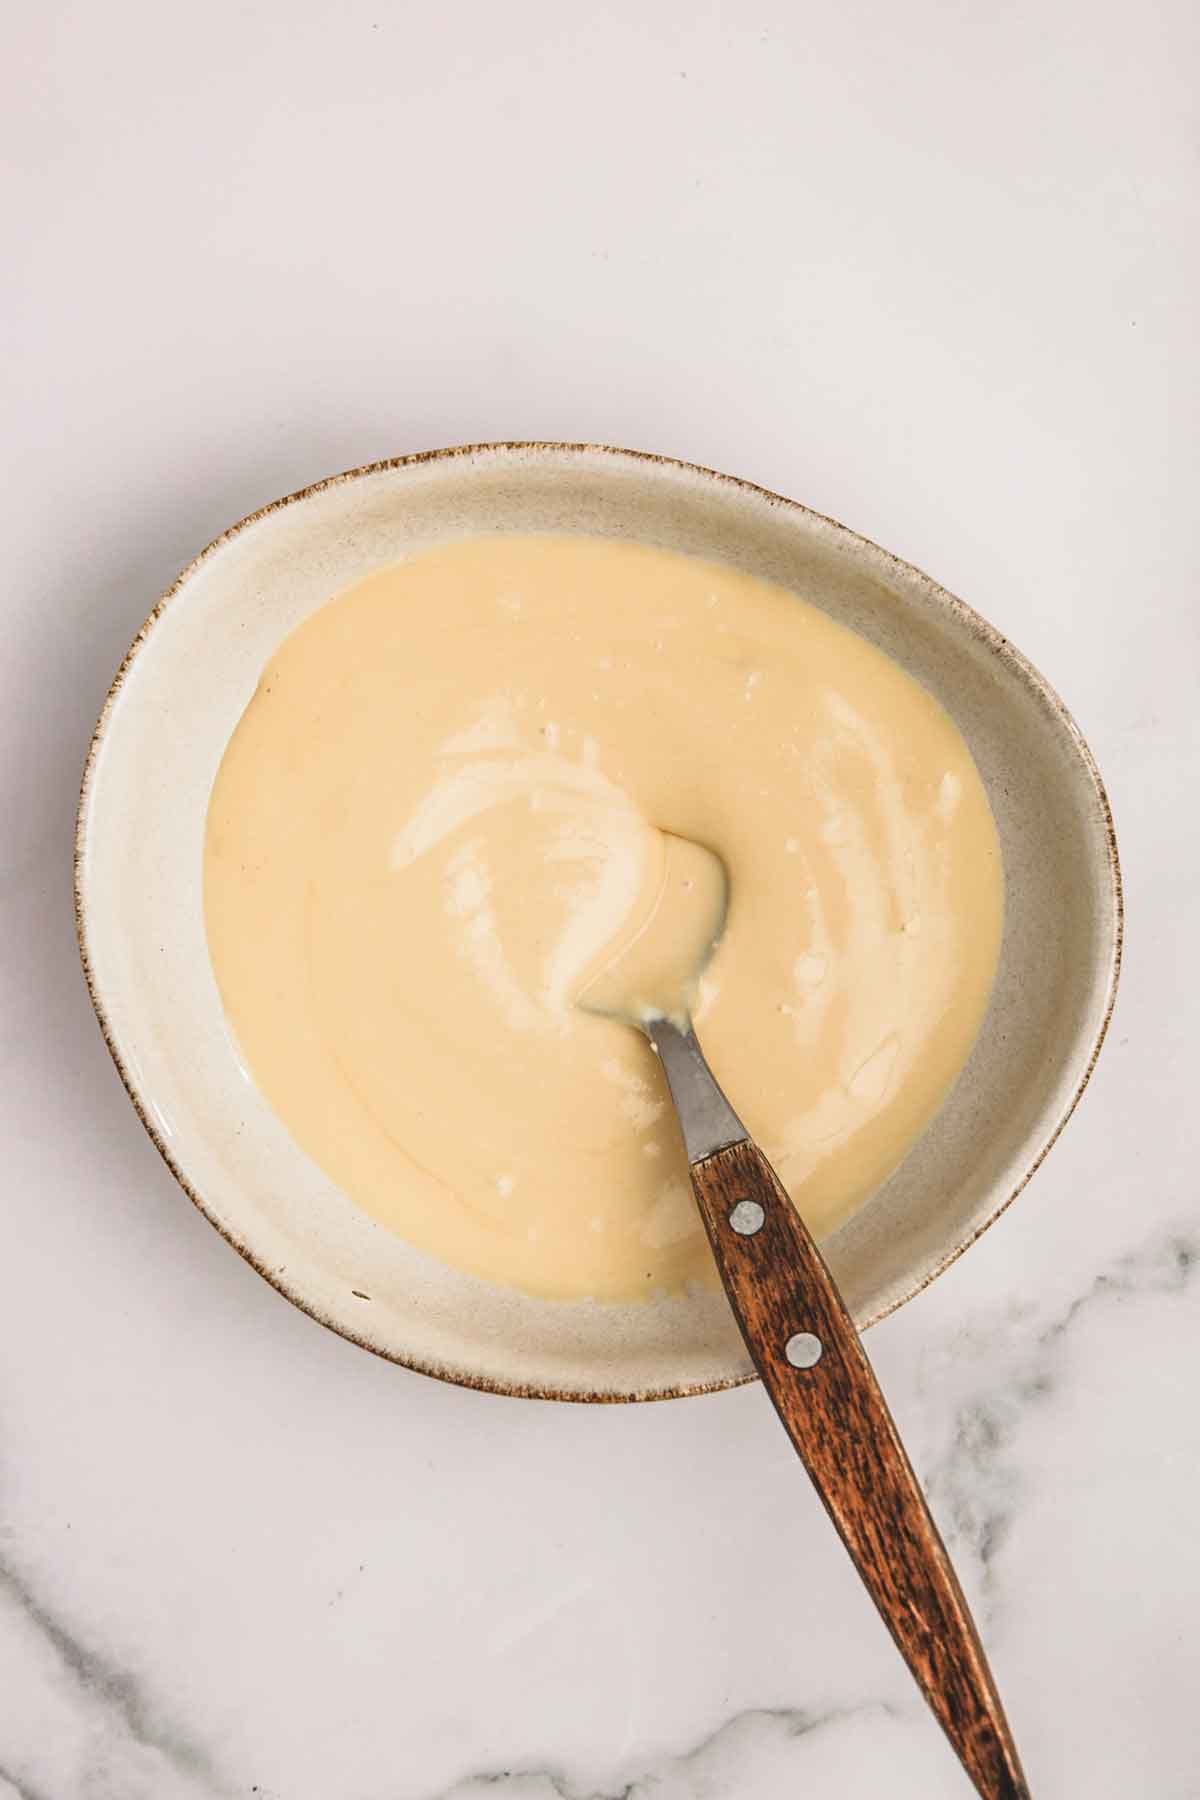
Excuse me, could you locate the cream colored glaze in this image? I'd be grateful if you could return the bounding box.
[204,535,1003,1303]
[576,833,728,1028]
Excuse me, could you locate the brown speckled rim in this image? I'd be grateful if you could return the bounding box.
[74,442,1123,1403]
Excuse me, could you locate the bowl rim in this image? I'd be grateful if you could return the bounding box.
[74,440,1124,1403]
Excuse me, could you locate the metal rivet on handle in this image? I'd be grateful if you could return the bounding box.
[785,1332,823,1368]
[728,1199,765,1236]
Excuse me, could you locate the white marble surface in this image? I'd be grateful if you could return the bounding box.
[2,2,1197,1795]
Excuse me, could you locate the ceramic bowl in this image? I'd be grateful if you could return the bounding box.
[75,444,1121,1400]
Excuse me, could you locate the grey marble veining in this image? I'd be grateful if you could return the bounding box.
[0,1562,231,1800]
[923,1229,1199,1620]
[3,0,1197,1795]
[428,1705,892,1800]
[3,1223,1197,1798]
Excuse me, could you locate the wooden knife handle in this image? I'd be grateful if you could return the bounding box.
[690,1138,1030,1800]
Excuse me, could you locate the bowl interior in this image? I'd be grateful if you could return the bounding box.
[77,446,1119,1398]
